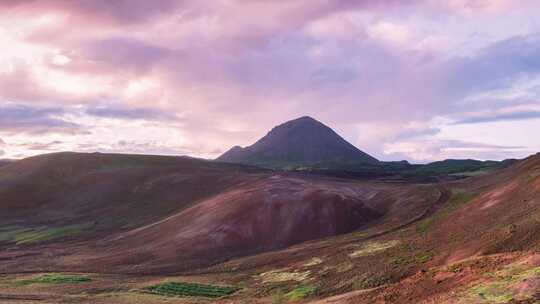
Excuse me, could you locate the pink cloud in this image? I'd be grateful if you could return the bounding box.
[0,0,177,25]
[0,0,539,160]
[429,0,529,14]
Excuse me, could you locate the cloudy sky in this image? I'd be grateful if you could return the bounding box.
[1,0,540,162]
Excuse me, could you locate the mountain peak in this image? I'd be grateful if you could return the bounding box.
[268,116,321,130]
[289,116,318,123]
[265,116,326,137]
[217,116,378,167]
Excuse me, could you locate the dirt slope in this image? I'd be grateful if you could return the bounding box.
[81,175,433,273]
[289,153,540,303]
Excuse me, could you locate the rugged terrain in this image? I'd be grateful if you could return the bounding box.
[0,151,539,303]
[0,152,431,274]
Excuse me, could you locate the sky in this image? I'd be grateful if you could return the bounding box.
[1,0,540,162]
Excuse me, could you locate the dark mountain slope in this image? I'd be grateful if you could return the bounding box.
[413,158,518,175]
[0,152,266,225]
[0,159,13,167]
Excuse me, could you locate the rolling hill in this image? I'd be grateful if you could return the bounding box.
[0,152,433,274]
[0,159,14,167]
[0,152,539,303]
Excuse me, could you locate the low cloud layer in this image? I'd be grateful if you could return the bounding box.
[84,105,179,121]
[0,104,83,135]
[452,110,540,125]
[1,0,540,161]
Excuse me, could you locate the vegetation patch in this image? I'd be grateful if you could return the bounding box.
[388,251,433,267]
[259,269,311,283]
[285,284,317,301]
[303,257,323,267]
[356,274,393,289]
[0,223,93,245]
[17,273,91,285]
[450,170,491,177]
[0,226,33,242]
[528,165,540,177]
[417,189,475,234]
[445,189,476,212]
[468,282,515,303]
[271,291,286,304]
[388,256,409,267]
[144,281,239,298]
[334,262,355,273]
[447,263,465,273]
[457,262,540,303]
[350,231,369,238]
[412,159,511,176]
[416,217,435,234]
[349,240,400,258]
[415,252,433,264]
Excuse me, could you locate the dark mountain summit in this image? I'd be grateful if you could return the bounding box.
[217,116,378,167]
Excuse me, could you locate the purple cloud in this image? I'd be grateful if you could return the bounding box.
[0,104,85,135]
[0,0,177,25]
[77,37,170,74]
[85,105,179,121]
[444,34,540,99]
[16,140,63,151]
[452,110,540,124]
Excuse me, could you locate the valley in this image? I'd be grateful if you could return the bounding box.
[0,150,539,303]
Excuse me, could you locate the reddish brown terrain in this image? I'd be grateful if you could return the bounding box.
[0,152,539,303]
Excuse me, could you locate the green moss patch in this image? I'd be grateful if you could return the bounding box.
[446,189,476,212]
[388,251,433,268]
[144,282,239,298]
[468,282,515,303]
[350,231,369,239]
[457,262,540,303]
[416,218,434,234]
[0,223,93,245]
[17,273,91,285]
[355,274,393,289]
[415,252,433,264]
[285,285,317,301]
[0,227,33,242]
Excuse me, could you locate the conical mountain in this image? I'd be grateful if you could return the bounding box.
[217,116,378,166]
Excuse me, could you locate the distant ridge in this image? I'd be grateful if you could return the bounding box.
[217,116,378,167]
[0,159,15,167]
